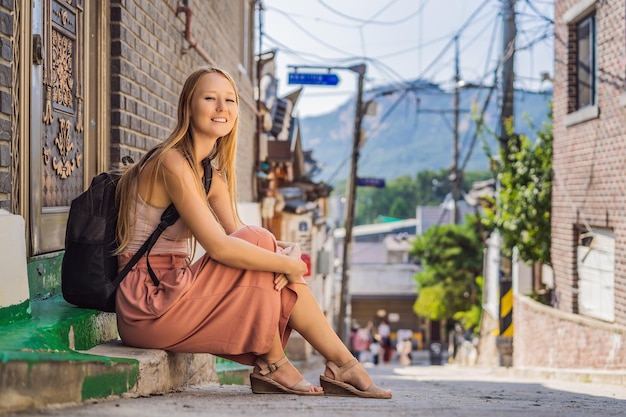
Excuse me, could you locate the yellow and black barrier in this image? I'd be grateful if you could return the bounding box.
[499,279,513,337]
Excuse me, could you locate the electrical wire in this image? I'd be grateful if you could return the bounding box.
[264,0,554,185]
[357,1,503,176]
[414,0,493,81]
[523,0,554,24]
[372,32,455,60]
[316,0,427,25]
[265,6,360,57]
[360,0,401,26]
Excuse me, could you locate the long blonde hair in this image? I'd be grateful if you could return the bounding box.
[115,66,241,253]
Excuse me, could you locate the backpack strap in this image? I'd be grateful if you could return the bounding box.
[202,157,214,193]
[114,157,215,287]
[113,208,178,287]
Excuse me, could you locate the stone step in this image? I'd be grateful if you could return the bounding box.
[0,296,215,414]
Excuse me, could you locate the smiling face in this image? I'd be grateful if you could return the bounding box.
[189,72,239,142]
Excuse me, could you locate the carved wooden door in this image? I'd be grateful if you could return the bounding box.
[31,0,88,254]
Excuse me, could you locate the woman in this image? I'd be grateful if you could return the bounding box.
[114,66,391,399]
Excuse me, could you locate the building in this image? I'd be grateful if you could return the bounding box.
[513,0,626,371]
[1,0,258,307]
[0,1,259,412]
[334,220,424,350]
[256,52,338,357]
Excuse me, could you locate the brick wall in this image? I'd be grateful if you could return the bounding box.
[517,0,626,371]
[552,0,626,325]
[110,0,256,200]
[0,0,13,211]
[515,296,626,369]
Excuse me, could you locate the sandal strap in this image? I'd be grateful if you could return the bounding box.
[325,358,359,383]
[255,356,289,376]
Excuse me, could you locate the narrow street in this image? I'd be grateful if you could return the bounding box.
[8,359,626,417]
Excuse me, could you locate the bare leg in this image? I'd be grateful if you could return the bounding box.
[288,285,390,394]
[259,328,323,393]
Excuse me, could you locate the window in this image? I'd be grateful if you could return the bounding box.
[577,228,614,322]
[239,0,254,79]
[576,14,596,109]
[563,0,598,124]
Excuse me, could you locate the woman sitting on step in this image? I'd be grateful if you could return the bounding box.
[113,66,391,399]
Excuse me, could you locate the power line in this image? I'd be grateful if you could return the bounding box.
[316,0,426,25]
[359,0,401,27]
[414,0,493,81]
[266,0,554,184]
[522,0,554,24]
[264,6,359,56]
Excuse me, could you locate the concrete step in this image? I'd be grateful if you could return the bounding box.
[0,296,216,415]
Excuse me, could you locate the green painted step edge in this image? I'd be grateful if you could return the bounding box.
[0,296,114,353]
[82,366,139,401]
[0,349,138,364]
[0,300,30,326]
[215,357,251,371]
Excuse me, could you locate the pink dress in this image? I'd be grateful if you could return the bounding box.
[115,196,299,366]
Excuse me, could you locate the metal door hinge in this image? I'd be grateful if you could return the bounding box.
[33,34,44,65]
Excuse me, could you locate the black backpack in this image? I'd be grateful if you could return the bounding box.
[61,156,213,312]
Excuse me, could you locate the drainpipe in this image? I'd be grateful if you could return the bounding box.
[176,3,216,66]
[175,3,258,113]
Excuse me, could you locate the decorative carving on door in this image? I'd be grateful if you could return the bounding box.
[40,0,84,206]
[51,30,74,110]
[52,118,82,179]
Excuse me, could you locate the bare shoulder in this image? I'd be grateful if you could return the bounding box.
[161,148,188,173]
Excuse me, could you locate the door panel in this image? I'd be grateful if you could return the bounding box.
[31,0,87,254]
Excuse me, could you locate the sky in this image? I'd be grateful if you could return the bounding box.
[259,0,554,118]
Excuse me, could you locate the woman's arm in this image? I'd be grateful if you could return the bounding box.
[160,150,306,279]
[207,168,243,234]
[208,165,298,248]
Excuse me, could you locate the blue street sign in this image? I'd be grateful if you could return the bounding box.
[356,177,386,188]
[288,72,340,86]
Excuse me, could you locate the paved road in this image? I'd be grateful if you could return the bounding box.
[8,361,626,417]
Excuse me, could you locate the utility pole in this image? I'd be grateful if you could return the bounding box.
[496,0,516,367]
[500,0,516,153]
[284,62,367,344]
[254,0,264,201]
[338,63,367,344]
[451,36,460,225]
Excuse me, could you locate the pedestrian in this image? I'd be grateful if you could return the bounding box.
[355,326,372,363]
[113,66,391,399]
[397,338,413,366]
[377,319,392,363]
[260,188,284,232]
[369,334,382,365]
[349,325,360,358]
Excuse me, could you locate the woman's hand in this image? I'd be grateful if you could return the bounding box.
[276,240,294,250]
[273,243,307,290]
[273,273,289,291]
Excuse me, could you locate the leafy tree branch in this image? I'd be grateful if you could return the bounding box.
[481,109,553,265]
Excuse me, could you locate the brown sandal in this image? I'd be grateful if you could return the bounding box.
[320,358,392,399]
[250,356,323,396]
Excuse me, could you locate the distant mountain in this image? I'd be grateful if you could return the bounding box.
[299,81,552,184]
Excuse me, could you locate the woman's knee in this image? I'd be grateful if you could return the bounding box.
[232,225,276,251]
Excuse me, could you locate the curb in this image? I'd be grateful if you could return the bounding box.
[0,296,217,415]
[85,341,217,395]
[495,365,626,386]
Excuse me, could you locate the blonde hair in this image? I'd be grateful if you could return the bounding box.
[115,66,241,253]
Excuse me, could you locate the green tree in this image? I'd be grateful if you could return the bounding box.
[482,112,553,264]
[352,169,491,225]
[409,217,484,331]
